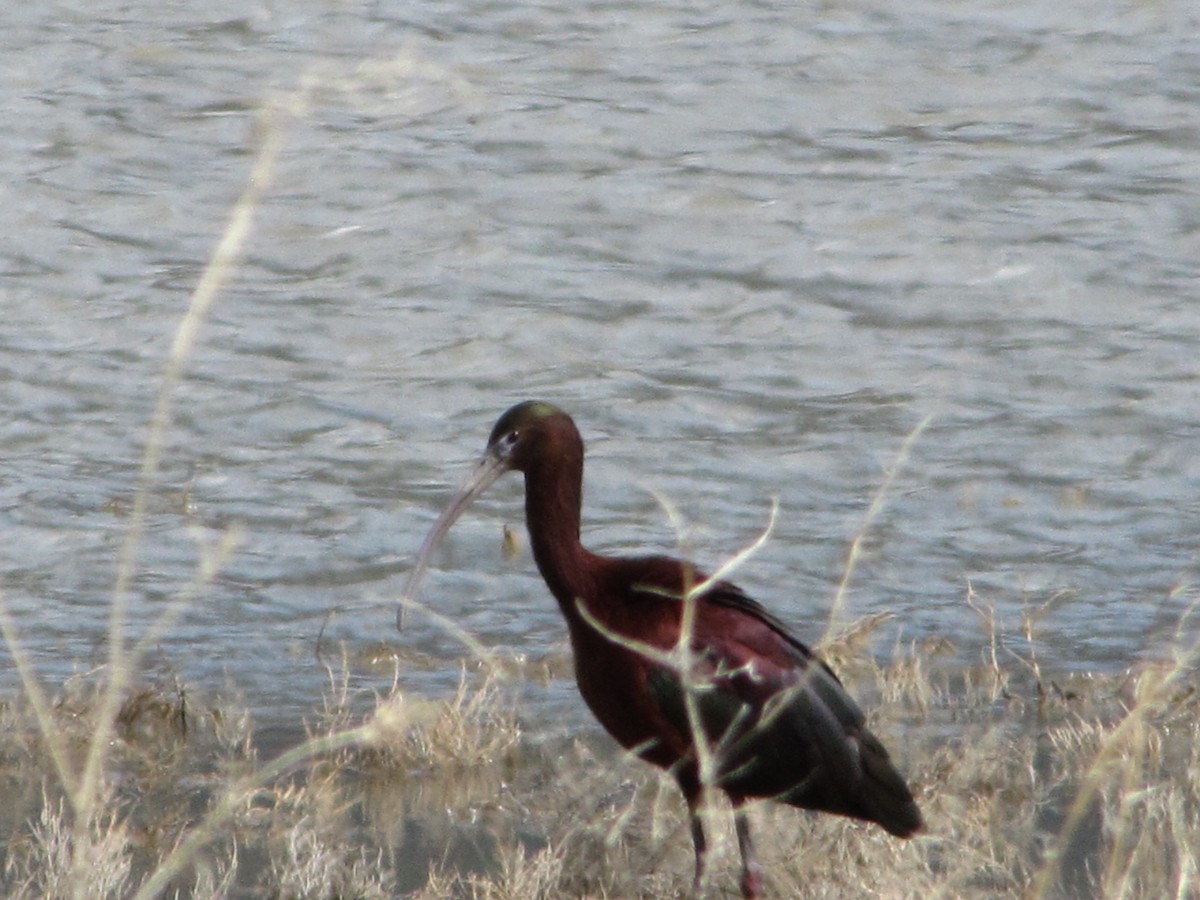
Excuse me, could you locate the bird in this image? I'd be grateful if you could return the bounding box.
[401,401,922,898]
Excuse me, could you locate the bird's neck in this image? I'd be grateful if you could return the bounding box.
[523,454,597,623]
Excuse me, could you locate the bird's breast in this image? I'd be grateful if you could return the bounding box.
[566,616,691,770]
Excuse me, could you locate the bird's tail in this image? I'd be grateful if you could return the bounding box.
[853,729,923,837]
[776,725,923,837]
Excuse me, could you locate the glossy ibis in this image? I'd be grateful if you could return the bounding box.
[402,401,922,898]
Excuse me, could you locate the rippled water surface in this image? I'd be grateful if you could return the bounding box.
[2,1,1198,731]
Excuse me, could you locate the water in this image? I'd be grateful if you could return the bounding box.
[2,0,1198,734]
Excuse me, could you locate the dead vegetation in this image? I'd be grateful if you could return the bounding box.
[0,610,1196,898]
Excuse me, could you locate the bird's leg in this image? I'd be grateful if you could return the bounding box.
[678,771,712,897]
[689,807,708,896]
[733,800,763,899]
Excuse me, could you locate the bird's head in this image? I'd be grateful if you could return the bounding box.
[485,400,573,473]
[398,401,576,629]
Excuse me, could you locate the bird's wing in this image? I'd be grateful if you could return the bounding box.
[634,579,863,735]
[637,579,871,783]
[637,579,921,834]
[700,581,845,680]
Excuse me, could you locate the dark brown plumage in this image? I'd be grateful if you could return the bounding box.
[403,401,922,898]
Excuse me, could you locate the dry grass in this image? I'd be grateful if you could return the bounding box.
[1,615,1196,898]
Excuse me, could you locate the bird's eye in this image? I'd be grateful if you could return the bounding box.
[500,430,519,451]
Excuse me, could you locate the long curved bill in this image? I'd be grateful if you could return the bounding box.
[397,449,511,630]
